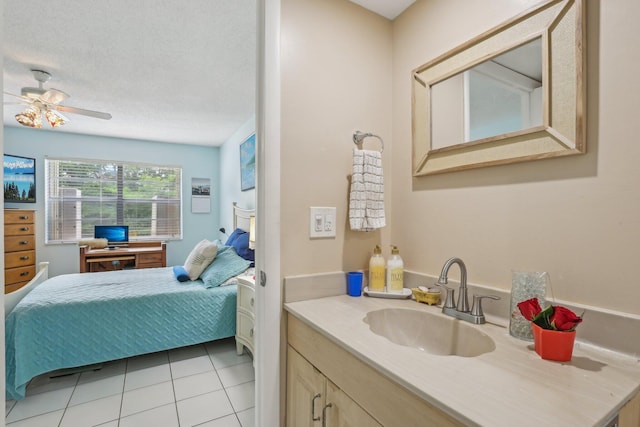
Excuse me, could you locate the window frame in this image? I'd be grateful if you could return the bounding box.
[44,157,183,244]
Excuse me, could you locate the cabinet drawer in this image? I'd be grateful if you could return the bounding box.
[238,282,255,314]
[137,261,164,269]
[4,210,35,224]
[5,266,36,286]
[5,235,35,252]
[137,252,163,266]
[237,311,255,343]
[5,250,35,269]
[5,281,29,294]
[138,252,162,264]
[4,223,35,237]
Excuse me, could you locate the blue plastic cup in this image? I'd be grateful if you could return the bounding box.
[347,271,363,297]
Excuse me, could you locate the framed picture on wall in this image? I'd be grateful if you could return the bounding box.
[4,154,36,203]
[191,177,211,213]
[240,133,256,191]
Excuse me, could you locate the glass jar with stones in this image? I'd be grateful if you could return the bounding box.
[509,271,548,341]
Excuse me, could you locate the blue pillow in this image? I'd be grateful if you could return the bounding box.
[200,249,251,288]
[172,265,190,282]
[225,228,246,246]
[224,228,254,263]
[231,232,255,263]
[215,243,232,255]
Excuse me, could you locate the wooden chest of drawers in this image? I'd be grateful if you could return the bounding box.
[4,209,36,293]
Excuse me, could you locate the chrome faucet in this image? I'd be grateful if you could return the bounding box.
[437,257,469,312]
[435,257,499,324]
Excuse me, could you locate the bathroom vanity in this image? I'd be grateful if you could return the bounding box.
[284,295,640,427]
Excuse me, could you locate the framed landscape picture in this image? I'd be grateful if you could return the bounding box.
[240,133,256,191]
[4,154,36,203]
[191,177,211,213]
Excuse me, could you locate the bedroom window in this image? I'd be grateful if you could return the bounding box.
[45,158,182,243]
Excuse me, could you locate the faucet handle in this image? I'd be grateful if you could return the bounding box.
[470,295,501,317]
[434,283,456,309]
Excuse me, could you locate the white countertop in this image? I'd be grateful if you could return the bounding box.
[285,295,640,427]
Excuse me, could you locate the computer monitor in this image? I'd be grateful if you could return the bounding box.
[94,225,129,244]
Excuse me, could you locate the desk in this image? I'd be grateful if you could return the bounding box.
[79,242,166,273]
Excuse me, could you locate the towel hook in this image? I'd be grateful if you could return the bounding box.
[353,130,384,153]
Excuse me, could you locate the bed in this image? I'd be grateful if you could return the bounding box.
[5,204,254,401]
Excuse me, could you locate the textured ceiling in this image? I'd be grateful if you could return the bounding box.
[3,0,257,146]
[3,0,413,147]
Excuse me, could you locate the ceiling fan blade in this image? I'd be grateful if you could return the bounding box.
[40,88,69,105]
[55,105,112,120]
[3,91,30,102]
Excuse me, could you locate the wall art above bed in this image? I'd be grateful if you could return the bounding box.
[4,154,36,203]
[240,133,256,191]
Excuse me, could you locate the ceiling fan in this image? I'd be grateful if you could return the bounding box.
[3,69,112,128]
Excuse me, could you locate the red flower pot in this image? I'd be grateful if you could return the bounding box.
[532,323,576,362]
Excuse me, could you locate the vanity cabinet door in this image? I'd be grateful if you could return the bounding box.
[287,345,381,427]
[325,380,382,427]
[286,345,325,427]
[618,392,640,427]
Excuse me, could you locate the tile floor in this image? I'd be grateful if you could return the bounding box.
[5,338,255,427]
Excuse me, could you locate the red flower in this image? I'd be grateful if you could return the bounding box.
[517,298,584,332]
[550,306,583,331]
[517,298,542,321]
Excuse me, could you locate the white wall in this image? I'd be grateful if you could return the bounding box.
[3,127,221,275]
[219,114,256,235]
[391,0,640,315]
[276,0,640,317]
[280,0,393,278]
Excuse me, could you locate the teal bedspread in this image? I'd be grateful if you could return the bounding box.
[6,267,238,400]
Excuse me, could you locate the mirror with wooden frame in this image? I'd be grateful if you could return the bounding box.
[412,0,585,176]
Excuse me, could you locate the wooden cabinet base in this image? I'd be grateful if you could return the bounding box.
[287,314,464,427]
[619,392,640,427]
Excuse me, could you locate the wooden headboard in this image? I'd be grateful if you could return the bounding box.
[233,202,255,233]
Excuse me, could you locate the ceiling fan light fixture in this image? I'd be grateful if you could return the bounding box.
[15,106,40,128]
[7,69,111,128]
[45,109,67,128]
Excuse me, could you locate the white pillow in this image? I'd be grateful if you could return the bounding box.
[183,240,218,280]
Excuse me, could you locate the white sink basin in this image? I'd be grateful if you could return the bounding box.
[363,308,495,357]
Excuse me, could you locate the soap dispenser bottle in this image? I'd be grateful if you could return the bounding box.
[386,245,404,293]
[368,245,386,292]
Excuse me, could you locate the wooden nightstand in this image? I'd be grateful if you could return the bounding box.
[236,275,255,357]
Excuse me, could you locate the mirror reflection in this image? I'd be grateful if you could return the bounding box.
[431,38,543,149]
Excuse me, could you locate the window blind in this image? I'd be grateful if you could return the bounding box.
[45,158,182,243]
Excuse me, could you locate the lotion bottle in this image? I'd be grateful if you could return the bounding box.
[386,245,404,293]
[368,245,386,292]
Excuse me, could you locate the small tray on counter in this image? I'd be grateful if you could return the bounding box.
[363,287,412,299]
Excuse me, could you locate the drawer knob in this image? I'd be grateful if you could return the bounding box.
[20,271,30,277]
[19,215,29,220]
[19,241,29,245]
[20,256,30,260]
[20,227,29,232]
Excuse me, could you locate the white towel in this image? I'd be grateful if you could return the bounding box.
[349,148,386,231]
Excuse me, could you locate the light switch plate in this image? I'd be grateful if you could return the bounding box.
[310,207,337,238]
